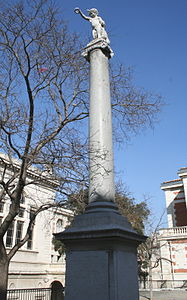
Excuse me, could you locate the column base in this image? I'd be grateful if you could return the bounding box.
[55,201,146,300]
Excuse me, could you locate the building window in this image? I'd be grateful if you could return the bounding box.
[27,207,35,249]
[6,222,15,247]
[27,229,33,250]
[0,201,4,213]
[20,194,25,204]
[15,221,23,244]
[18,207,25,218]
[174,202,187,226]
[56,219,63,233]
[30,207,36,219]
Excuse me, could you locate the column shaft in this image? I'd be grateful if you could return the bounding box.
[89,48,115,203]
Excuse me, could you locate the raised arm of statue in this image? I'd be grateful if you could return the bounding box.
[74,7,110,44]
[74,7,90,21]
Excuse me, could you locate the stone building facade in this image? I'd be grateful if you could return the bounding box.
[152,167,187,285]
[0,156,73,290]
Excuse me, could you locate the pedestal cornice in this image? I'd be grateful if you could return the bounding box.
[82,38,114,61]
[55,201,146,247]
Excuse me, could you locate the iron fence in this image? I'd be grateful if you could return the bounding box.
[7,288,51,300]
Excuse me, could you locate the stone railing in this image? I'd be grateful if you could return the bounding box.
[139,279,187,290]
[158,226,187,237]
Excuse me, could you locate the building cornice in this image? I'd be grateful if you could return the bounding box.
[178,167,187,178]
[161,178,183,190]
[0,153,59,189]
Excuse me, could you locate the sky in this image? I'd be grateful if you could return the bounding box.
[57,0,187,227]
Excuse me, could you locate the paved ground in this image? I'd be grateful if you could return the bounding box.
[139,290,187,300]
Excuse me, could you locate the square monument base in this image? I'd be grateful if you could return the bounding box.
[55,201,146,300]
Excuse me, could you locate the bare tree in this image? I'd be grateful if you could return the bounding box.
[0,0,162,298]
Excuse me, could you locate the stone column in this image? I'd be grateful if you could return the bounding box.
[83,39,115,203]
[55,39,146,300]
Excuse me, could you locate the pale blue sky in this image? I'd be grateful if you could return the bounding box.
[56,0,187,227]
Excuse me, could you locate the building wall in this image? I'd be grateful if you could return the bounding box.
[153,232,187,281]
[161,173,187,228]
[7,206,72,289]
[152,169,187,283]
[0,159,73,289]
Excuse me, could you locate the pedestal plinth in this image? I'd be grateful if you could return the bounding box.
[55,201,146,300]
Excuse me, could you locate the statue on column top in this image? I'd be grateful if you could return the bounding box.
[74,7,110,44]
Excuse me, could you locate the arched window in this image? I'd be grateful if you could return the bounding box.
[51,281,64,300]
[56,219,63,233]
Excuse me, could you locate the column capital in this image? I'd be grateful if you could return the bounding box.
[82,38,114,61]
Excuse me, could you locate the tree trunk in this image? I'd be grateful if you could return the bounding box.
[0,259,9,300]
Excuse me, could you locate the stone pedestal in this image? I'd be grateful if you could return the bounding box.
[56,201,146,300]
